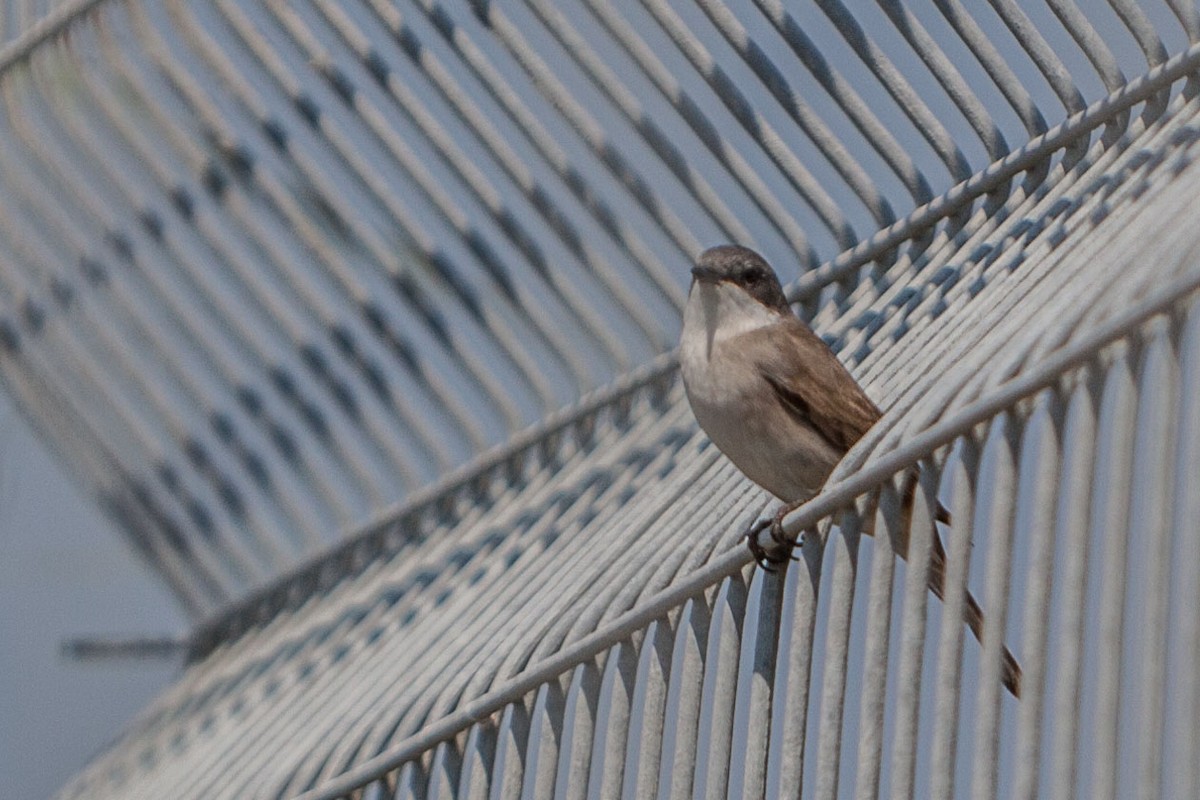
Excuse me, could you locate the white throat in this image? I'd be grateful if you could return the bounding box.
[681,280,780,357]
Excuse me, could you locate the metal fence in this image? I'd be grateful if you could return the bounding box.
[0,0,1197,798]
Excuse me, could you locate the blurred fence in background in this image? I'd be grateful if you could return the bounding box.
[0,1,1197,798]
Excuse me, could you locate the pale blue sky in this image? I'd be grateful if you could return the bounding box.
[0,391,184,799]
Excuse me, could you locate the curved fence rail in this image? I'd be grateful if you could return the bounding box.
[0,0,1195,798]
[57,61,1200,796]
[2,0,1199,615]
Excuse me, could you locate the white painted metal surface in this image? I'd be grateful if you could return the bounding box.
[0,1,1196,797]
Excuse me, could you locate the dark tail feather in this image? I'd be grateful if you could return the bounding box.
[862,480,1023,698]
[927,510,1023,698]
[964,593,1024,698]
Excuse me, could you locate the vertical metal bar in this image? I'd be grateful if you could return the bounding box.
[813,507,863,800]
[591,640,637,800]
[854,488,899,800]
[557,659,602,800]
[522,680,566,799]
[1170,308,1200,800]
[661,596,711,800]
[625,618,674,799]
[775,530,824,798]
[930,436,981,800]
[458,721,494,800]
[736,569,787,800]
[424,739,462,800]
[1135,326,1179,800]
[491,699,531,800]
[1092,350,1140,800]
[889,464,940,800]
[970,412,1021,800]
[393,760,426,800]
[1049,369,1102,800]
[361,776,390,800]
[699,572,750,800]
[1186,587,1200,800]
[1012,391,1066,800]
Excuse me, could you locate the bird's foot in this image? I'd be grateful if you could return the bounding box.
[743,519,778,571]
[743,506,804,571]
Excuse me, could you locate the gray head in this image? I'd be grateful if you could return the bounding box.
[691,245,790,313]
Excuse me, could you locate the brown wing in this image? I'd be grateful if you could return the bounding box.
[754,318,1024,698]
[752,317,881,454]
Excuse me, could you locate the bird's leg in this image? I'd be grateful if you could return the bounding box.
[743,502,804,570]
[768,501,804,560]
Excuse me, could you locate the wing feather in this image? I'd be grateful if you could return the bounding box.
[752,318,880,454]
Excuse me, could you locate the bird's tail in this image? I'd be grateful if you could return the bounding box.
[925,507,1023,698]
[864,473,1023,699]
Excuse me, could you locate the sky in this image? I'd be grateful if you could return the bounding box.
[0,391,185,800]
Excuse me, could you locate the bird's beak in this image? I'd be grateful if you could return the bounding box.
[690,265,722,283]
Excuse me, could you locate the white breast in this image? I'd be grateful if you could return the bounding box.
[680,280,843,502]
[681,280,778,351]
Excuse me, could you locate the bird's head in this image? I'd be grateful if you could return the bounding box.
[690,245,790,314]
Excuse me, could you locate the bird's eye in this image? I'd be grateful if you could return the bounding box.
[743,268,764,283]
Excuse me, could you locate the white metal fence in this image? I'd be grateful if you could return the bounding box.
[0,0,1196,798]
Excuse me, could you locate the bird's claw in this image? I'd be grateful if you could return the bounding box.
[744,512,803,570]
[743,520,777,571]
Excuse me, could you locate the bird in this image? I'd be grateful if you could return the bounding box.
[679,243,1021,698]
